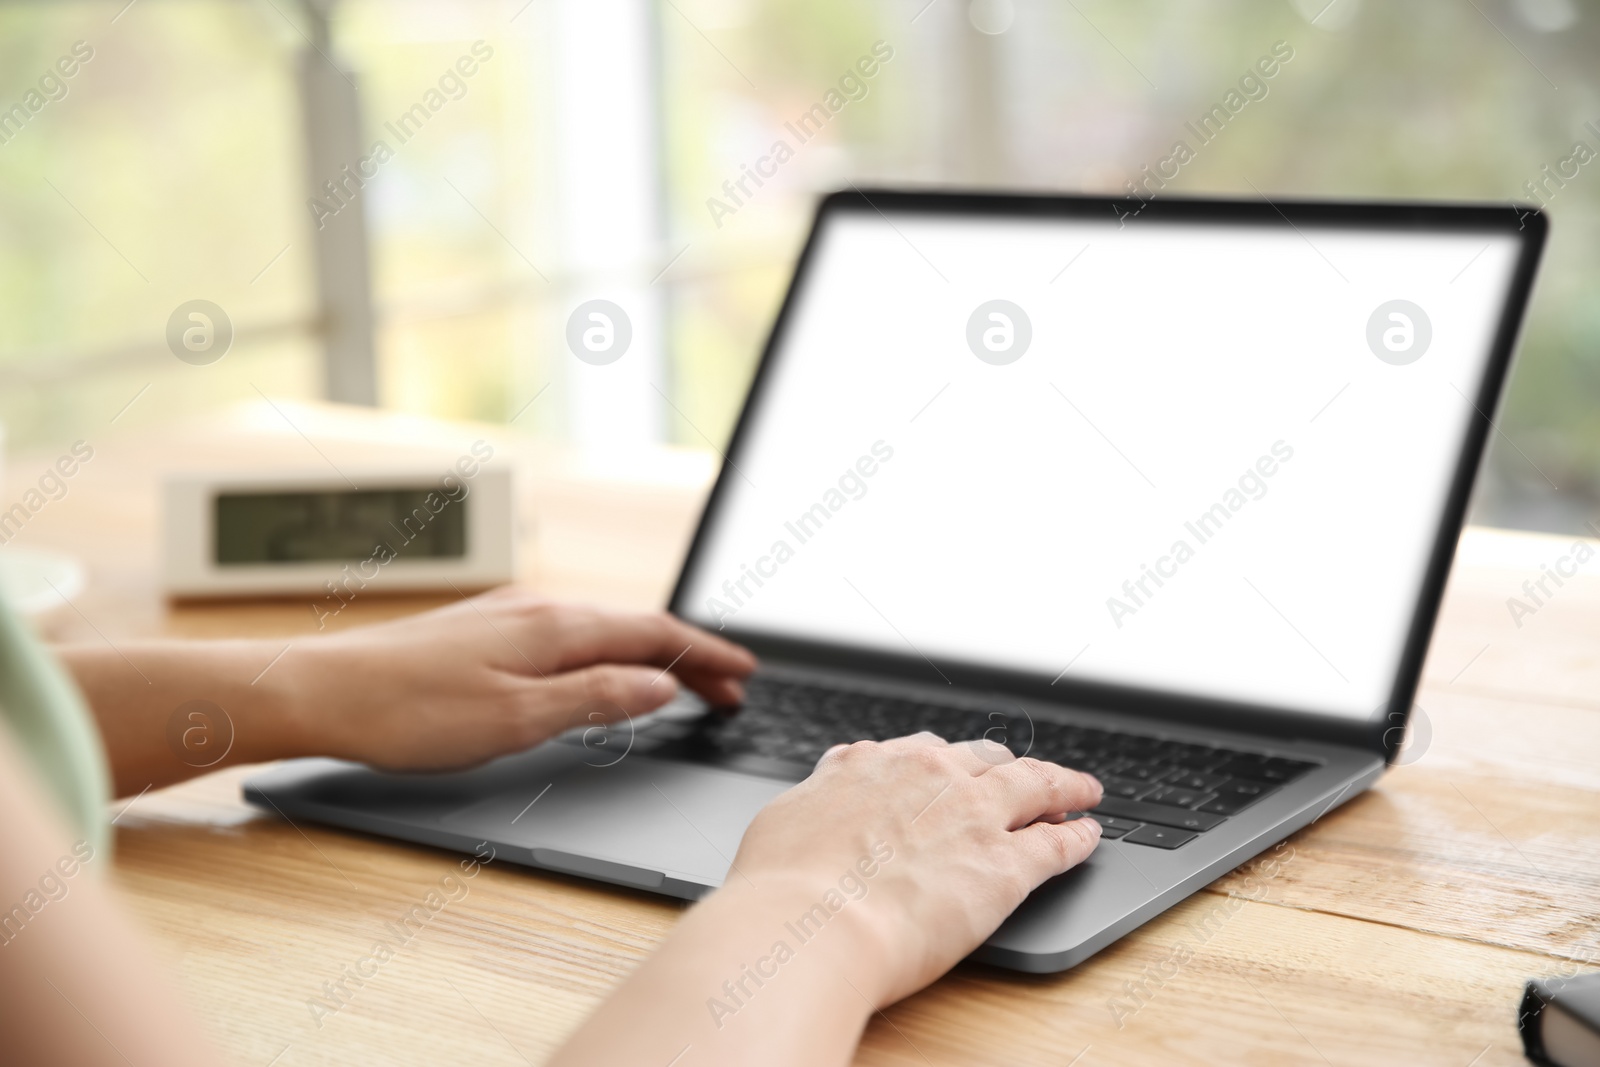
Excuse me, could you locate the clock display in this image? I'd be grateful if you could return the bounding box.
[214,488,467,565]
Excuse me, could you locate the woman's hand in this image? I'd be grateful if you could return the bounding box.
[727,732,1104,1005]
[549,733,1103,1067]
[288,587,756,772]
[58,586,756,794]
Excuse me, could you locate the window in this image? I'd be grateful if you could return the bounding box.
[1,0,1595,533]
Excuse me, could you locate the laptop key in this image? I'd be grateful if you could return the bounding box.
[1213,756,1316,783]
[1168,770,1227,792]
[1121,762,1178,783]
[1141,785,1210,809]
[1088,815,1141,839]
[1098,776,1152,800]
[1123,824,1197,849]
[1196,779,1278,815]
[1258,758,1316,783]
[1091,797,1225,832]
[1170,747,1228,770]
[1115,737,1163,759]
[1197,793,1256,816]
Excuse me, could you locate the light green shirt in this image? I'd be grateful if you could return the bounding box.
[0,592,112,856]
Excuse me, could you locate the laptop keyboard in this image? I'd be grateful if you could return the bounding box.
[645,675,1317,850]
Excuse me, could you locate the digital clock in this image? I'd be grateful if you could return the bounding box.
[163,453,515,599]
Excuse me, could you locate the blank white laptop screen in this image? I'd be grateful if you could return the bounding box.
[677,208,1523,721]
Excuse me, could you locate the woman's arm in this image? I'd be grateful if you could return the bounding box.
[56,587,756,796]
[0,724,222,1067]
[47,590,1102,1066]
[1,715,1095,1066]
[549,733,1103,1067]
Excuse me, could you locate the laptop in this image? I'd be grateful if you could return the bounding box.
[245,190,1546,973]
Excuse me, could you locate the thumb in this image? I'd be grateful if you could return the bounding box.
[541,663,680,732]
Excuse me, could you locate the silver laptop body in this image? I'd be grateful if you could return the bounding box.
[247,190,1544,972]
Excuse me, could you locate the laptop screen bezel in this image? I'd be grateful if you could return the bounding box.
[667,189,1548,761]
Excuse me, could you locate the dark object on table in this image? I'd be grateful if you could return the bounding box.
[1521,972,1600,1066]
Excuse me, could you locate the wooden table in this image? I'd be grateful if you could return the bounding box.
[10,401,1599,1066]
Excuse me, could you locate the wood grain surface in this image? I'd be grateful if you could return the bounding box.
[9,401,1598,1066]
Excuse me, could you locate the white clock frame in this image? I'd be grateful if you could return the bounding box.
[162,465,516,598]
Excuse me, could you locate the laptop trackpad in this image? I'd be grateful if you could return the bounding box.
[439,754,791,889]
